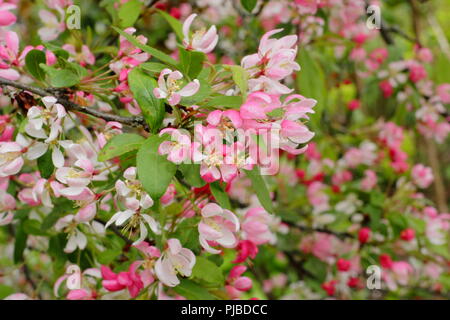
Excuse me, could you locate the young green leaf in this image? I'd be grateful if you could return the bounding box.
[98,133,145,162]
[210,181,231,210]
[192,256,225,286]
[244,167,274,213]
[113,26,178,67]
[39,64,81,87]
[25,50,46,81]
[128,68,165,133]
[241,0,257,12]
[137,135,177,199]
[179,164,206,188]
[37,148,54,179]
[157,9,184,40]
[172,279,217,300]
[118,0,142,28]
[179,47,205,79]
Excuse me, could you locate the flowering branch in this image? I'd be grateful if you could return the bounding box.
[0,77,149,130]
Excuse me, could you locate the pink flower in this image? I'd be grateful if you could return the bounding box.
[379,80,393,98]
[347,99,360,110]
[358,227,371,244]
[242,28,299,80]
[411,164,433,189]
[400,228,415,241]
[96,122,123,149]
[241,207,276,245]
[107,167,158,244]
[198,203,240,254]
[391,261,414,286]
[207,110,243,130]
[336,258,351,272]
[154,68,200,106]
[0,141,24,177]
[161,184,176,206]
[409,61,427,83]
[361,169,377,191]
[62,44,96,66]
[38,9,65,41]
[158,128,192,164]
[0,189,15,226]
[101,262,144,298]
[233,240,258,263]
[182,14,218,53]
[155,238,196,287]
[0,2,16,27]
[437,83,450,103]
[240,92,281,123]
[225,265,252,299]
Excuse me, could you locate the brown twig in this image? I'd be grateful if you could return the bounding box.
[0,77,149,131]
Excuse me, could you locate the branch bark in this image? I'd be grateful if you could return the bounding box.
[0,77,149,131]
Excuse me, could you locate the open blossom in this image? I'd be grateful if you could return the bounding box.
[38,9,66,41]
[182,13,218,53]
[106,167,158,244]
[154,68,199,106]
[155,238,196,287]
[54,214,104,253]
[198,203,240,254]
[242,28,299,80]
[241,207,277,245]
[411,164,434,189]
[158,128,192,164]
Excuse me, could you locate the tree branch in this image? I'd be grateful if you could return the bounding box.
[0,77,149,131]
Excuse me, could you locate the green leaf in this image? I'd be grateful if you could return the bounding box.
[172,279,217,300]
[128,68,165,133]
[179,164,206,188]
[37,148,54,179]
[179,47,205,79]
[40,64,80,87]
[209,181,231,210]
[13,222,28,263]
[157,9,184,40]
[304,257,327,282]
[296,50,326,129]
[204,95,243,109]
[244,167,274,213]
[98,133,145,162]
[192,256,225,286]
[0,284,14,300]
[137,135,177,199]
[225,65,248,99]
[180,78,211,106]
[140,62,167,74]
[25,50,46,81]
[266,107,285,118]
[113,26,178,67]
[23,219,47,236]
[118,0,142,28]
[241,0,257,12]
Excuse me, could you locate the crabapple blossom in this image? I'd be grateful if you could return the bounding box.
[155,238,196,287]
[182,13,218,53]
[154,68,200,106]
[158,128,192,164]
[411,164,434,189]
[198,203,240,254]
